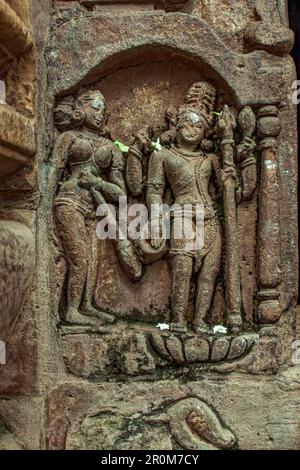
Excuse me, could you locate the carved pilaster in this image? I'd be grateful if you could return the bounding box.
[0,0,35,178]
[257,105,282,324]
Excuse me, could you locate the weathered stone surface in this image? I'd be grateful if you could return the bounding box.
[0,105,36,177]
[0,0,33,66]
[211,338,229,362]
[0,212,38,397]
[0,0,37,186]
[0,419,24,450]
[184,336,210,362]
[0,1,37,402]
[0,220,34,341]
[47,11,287,107]
[45,367,300,449]
[0,0,298,452]
[245,0,294,56]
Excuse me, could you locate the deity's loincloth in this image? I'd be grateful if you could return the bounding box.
[169,204,220,263]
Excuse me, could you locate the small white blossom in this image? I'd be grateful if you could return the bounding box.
[213,325,227,334]
[156,323,170,331]
[151,138,162,152]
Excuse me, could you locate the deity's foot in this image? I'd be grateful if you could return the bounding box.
[194,321,212,336]
[82,304,116,324]
[227,313,243,334]
[65,307,99,326]
[170,322,188,334]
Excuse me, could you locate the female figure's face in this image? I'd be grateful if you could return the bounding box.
[79,91,107,131]
[176,111,206,149]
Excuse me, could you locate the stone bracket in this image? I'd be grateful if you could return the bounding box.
[0,105,35,178]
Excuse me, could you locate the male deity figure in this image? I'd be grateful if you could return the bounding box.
[49,88,141,326]
[145,82,256,334]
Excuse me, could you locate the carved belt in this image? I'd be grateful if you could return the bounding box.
[54,195,92,218]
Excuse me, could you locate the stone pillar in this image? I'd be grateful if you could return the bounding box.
[0,0,35,177]
[257,105,282,324]
[0,0,33,61]
[0,0,37,402]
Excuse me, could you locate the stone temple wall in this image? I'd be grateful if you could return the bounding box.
[0,0,299,450]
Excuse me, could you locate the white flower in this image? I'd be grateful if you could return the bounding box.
[151,138,162,152]
[156,323,170,331]
[213,325,227,334]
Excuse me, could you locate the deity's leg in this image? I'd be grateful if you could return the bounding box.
[54,205,90,324]
[194,227,222,334]
[170,254,193,332]
[81,221,97,310]
[81,225,115,324]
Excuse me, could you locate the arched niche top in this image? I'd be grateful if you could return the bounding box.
[47,12,288,107]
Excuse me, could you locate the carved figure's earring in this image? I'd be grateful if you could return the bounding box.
[71,109,85,127]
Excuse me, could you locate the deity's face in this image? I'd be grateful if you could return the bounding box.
[77,90,107,131]
[176,110,207,149]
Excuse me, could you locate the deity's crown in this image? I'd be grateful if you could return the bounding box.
[183,81,217,126]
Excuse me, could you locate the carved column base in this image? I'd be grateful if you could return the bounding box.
[256,289,282,325]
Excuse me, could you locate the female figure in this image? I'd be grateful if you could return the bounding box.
[50,89,128,325]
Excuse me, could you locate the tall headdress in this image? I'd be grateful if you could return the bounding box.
[181,81,217,127]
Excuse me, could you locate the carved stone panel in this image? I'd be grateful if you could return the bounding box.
[0,0,298,451]
[45,72,288,382]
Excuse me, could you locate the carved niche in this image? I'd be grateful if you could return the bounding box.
[47,57,285,379]
[36,0,298,452]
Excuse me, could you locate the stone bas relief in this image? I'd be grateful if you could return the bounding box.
[49,80,283,378]
[45,373,300,450]
[65,398,236,450]
[0,0,298,452]
[49,89,142,328]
